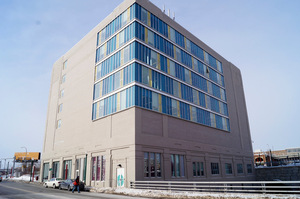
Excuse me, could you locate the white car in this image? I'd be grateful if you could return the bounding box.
[44,178,63,189]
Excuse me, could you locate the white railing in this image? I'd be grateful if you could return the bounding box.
[130,181,300,194]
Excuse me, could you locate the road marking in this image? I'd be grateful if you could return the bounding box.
[0,183,37,194]
[0,183,70,199]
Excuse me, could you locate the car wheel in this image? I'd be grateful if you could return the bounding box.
[44,183,48,188]
[68,186,71,191]
[59,185,62,190]
[53,184,56,189]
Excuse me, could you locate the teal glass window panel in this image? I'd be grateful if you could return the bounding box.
[148,30,154,46]
[152,92,159,111]
[141,7,148,24]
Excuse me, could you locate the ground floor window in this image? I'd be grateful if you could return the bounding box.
[144,152,161,178]
[92,156,106,181]
[43,163,49,181]
[63,160,72,179]
[211,163,219,175]
[75,158,85,181]
[247,164,252,174]
[237,163,244,174]
[171,154,185,177]
[225,163,232,175]
[52,161,60,178]
[192,162,204,177]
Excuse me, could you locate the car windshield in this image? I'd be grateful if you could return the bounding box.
[56,178,62,180]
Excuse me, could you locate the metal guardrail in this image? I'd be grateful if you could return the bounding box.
[130,181,300,194]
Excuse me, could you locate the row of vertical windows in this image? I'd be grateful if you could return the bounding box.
[135,22,174,61]
[44,158,105,182]
[214,163,253,175]
[58,61,67,130]
[91,156,106,181]
[96,22,136,63]
[94,41,226,105]
[144,152,161,178]
[135,4,167,38]
[96,27,224,90]
[94,62,227,117]
[193,162,253,176]
[134,42,226,101]
[95,42,135,81]
[97,4,136,46]
[142,155,253,179]
[95,4,223,80]
[92,85,230,131]
[134,86,229,131]
[135,63,228,116]
[92,86,135,120]
[135,22,224,87]
[134,3,223,73]
[94,63,135,100]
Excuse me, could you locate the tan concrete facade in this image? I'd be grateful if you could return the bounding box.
[41,0,254,188]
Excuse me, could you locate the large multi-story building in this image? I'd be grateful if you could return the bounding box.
[41,0,254,187]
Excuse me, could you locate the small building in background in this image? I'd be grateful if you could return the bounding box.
[254,148,300,167]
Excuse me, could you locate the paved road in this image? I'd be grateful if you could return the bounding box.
[0,181,150,199]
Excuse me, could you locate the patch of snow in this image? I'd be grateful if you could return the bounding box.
[4,174,38,182]
[91,187,300,199]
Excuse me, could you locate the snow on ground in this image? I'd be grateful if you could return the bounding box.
[91,187,300,199]
[3,174,38,182]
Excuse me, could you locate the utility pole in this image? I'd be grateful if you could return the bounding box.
[30,159,34,182]
[12,156,16,178]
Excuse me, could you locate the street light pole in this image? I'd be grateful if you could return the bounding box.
[30,159,34,182]
[12,156,15,178]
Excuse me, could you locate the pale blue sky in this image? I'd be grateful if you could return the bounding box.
[0,0,299,164]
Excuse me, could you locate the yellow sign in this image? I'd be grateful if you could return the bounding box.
[14,152,40,161]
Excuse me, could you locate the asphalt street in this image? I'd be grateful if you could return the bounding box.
[0,181,150,199]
